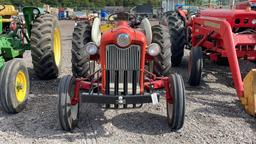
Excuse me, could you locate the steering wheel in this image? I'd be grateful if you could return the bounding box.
[108,12,140,27]
[0,5,5,11]
[202,3,219,9]
[108,12,136,22]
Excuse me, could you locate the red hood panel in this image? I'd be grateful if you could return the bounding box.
[100,23,147,48]
[200,9,256,18]
[199,9,256,28]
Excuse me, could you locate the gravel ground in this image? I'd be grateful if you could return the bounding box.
[0,20,255,144]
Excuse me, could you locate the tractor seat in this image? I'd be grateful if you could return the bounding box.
[0,5,18,17]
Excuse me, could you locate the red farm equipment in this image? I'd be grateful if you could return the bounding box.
[184,1,256,116]
[58,12,186,131]
[161,0,238,67]
[160,0,202,66]
[235,0,256,10]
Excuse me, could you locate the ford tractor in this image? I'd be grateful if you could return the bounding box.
[58,12,186,131]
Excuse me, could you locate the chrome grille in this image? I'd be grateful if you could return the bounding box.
[106,45,141,95]
[106,45,141,70]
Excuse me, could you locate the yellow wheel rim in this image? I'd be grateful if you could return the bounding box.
[15,71,27,103]
[53,27,61,66]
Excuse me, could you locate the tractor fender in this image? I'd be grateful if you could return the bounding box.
[177,9,187,24]
[141,18,152,45]
[91,17,101,46]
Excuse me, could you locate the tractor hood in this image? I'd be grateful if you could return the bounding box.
[100,21,147,48]
[235,0,256,10]
[199,9,256,28]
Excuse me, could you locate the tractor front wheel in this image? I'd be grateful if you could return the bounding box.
[31,14,62,79]
[167,73,185,131]
[188,47,203,86]
[58,75,79,131]
[0,59,29,113]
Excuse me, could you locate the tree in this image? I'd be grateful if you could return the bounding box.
[2,0,163,8]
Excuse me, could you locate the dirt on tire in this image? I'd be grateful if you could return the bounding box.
[71,22,92,78]
[31,14,62,80]
[166,11,186,67]
[152,25,172,76]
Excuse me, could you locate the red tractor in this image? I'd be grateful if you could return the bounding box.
[184,0,256,116]
[160,0,207,66]
[235,0,256,10]
[58,12,186,131]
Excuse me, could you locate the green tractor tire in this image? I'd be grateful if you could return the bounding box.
[30,14,62,80]
[0,59,29,113]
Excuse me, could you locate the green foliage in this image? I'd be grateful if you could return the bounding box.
[2,0,230,8]
[1,0,161,8]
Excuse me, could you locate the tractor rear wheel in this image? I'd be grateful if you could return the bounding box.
[167,73,185,131]
[58,75,79,131]
[31,14,62,80]
[167,11,186,66]
[72,22,92,78]
[0,59,29,113]
[152,25,172,76]
[188,47,203,86]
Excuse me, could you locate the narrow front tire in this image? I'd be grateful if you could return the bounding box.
[58,75,79,131]
[167,73,185,131]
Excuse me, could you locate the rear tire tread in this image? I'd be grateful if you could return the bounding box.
[72,22,91,77]
[152,25,172,76]
[166,12,186,66]
[31,14,62,79]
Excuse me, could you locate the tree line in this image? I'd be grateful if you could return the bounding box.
[0,0,160,8]
[0,0,234,9]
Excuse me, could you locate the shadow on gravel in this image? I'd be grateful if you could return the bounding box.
[176,54,256,133]
[111,112,172,135]
[0,49,254,141]
[178,54,250,89]
[187,93,256,132]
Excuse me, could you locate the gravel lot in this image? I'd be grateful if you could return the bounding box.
[0,20,255,144]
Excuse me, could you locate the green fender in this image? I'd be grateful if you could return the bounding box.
[22,7,41,37]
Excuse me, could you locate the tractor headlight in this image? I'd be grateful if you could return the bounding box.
[147,43,160,56]
[117,33,131,47]
[85,42,98,55]
[33,9,39,15]
[252,19,256,24]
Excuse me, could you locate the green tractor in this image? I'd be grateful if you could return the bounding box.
[0,5,62,113]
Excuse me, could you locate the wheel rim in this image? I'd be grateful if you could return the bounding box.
[167,102,174,121]
[15,71,27,103]
[66,96,78,122]
[67,83,78,122]
[53,27,61,66]
[71,104,78,120]
[188,52,192,78]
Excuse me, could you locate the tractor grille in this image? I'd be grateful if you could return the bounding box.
[106,45,141,95]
